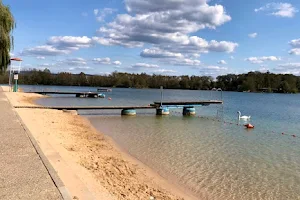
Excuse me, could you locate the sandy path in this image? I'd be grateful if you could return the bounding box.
[3,87,197,200]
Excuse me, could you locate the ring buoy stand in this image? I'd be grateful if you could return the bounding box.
[244,123,254,129]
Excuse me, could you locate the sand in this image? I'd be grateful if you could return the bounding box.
[2,86,197,200]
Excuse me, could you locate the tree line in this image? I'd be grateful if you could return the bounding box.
[1,69,300,93]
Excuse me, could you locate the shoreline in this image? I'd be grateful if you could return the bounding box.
[3,86,198,200]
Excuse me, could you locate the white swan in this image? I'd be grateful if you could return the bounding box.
[238,111,251,120]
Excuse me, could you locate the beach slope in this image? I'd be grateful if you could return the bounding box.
[3,87,195,200]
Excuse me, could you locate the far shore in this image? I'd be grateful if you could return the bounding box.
[2,86,198,200]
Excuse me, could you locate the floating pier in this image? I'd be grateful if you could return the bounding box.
[30,91,105,98]
[152,100,223,116]
[25,87,223,116]
[15,100,222,116]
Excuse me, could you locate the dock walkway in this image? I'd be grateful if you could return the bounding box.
[0,88,63,200]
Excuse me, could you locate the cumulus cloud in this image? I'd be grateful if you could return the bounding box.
[197,65,228,76]
[92,57,121,65]
[36,58,88,70]
[37,56,45,60]
[289,39,300,47]
[289,39,300,55]
[255,3,298,18]
[47,36,92,50]
[94,9,99,16]
[173,58,201,66]
[93,57,111,65]
[273,63,300,75]
[218,60,227,64]
[59,58,87,66]
[245,56,281,64]
[21,36,93,57]
[248,33,258,38]
[153,69,176,74]
[69,66,91,71]
[132,63,159,69]
[95,0,237,58]
[113,61,122,65]
[21,45,70,56]
[140,48,183,58]
[38,63,56,68]
[95,8,117,22]
[289,48,300,55]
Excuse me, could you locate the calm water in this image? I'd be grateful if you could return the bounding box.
[23,85,300,200]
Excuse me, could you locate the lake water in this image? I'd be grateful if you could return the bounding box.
[22,85,300,200]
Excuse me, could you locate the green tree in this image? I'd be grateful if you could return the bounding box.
[0,1,15,72]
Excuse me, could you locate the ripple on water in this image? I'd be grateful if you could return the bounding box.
[88,115,300,200]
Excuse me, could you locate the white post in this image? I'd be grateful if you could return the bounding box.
[8,64,12,92]
[160,86,163,107]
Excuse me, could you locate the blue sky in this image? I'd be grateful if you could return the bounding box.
[4,0,300,76]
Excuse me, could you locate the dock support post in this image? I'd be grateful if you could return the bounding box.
[183,107,196,116]
[156,107,170,115]
[121,109,136,116]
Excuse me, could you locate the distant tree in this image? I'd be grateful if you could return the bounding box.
[0,1,15,73]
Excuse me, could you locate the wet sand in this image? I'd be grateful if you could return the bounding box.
[2,86,197,200]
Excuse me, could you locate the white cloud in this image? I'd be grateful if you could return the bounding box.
[21,45,70,56]
[255,3,298,18]
[248,33,258,38]
[47,36,92,50]
[289,39,300,47]
[276,63,300,70]
[245,56,281,64]
[38,63,56,68]
[217,60,227,64]
[141,48,183,58]
[174,58,201,66]
[69,66,91,71]
[289,48,300,55]
[95,0,237,58]
[113,61,122,65]
[94,9,99,16]
[9,52,14,57]
[160,57,202,66]
[37,56,45,60]
[273,63,300,75]
[153,69,176,74]
[259,67,270,73]
[93,57,111,65]
[92,57,121,65]
[60,58,87,66]
[95,8,117,22]
[21,36,93,57]
[197,65,228,76]
[289,39,300,55]
[132,63,159,69]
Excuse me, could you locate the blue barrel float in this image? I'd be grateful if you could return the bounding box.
[98,93,106,98]
[156,107,170,115]
[121,109,137,116]
[183,107,196,116]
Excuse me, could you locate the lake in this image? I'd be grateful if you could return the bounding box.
[23,85,300,200]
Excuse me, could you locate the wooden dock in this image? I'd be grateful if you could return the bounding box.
[30,91,102,98]
[152,100,223,106]
[14,105,155,110]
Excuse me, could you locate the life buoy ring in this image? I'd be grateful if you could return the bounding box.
[244,123,254,129]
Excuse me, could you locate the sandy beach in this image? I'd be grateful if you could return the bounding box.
[2,86,197,200]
